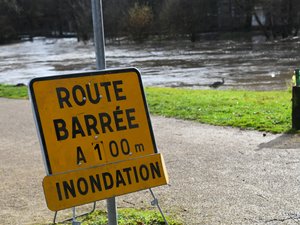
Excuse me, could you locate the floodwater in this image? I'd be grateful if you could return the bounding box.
[0,37,300,90]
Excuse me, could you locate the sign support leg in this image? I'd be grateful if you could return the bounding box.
[72,207,81,225]
[149,188,169,225]
[53,202,96,224]
[53,211,57,224]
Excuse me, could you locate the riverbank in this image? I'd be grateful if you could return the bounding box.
[0,84,293,133]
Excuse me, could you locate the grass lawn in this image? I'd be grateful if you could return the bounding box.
[0,83,28,99]
[0,84,293,133]
[145,87,292,133]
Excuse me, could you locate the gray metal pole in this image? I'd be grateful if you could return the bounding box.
[91,1,117,225]
[91,0,106,70]
[106,197,118,225]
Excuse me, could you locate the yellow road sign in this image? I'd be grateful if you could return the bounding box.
[29,68,157,175]
[43,153,168,211]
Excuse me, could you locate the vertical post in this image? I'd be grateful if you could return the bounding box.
[91,1,118,225]
[292,69,300,130]
[292,86,300,130]
[91,0,106,70]
[295,69,300,86]
[107,197,118,225]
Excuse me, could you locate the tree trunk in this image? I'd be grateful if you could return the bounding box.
[253,11,270,40]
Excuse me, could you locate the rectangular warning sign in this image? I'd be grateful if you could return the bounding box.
[29,68,157,175]
[43,153,168,211]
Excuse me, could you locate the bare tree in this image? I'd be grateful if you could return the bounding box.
[102,0,131,40]
[0,0,20,43]
[161,0,218,42]
[237,0,300,40]
[65,0,92,42]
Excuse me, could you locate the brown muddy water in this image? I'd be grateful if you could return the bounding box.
[0,37,299,90]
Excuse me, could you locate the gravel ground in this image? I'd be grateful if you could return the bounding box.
[1,98,300,225]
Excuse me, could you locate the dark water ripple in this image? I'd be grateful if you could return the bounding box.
[0,37,299,90]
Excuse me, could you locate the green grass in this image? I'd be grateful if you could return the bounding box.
[81,208,181,225]
[0,84,28,99]
[0,84,294,133]
[55,209,182,225]
[145,87,292,133]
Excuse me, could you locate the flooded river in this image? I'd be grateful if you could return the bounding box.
[0,37,299,90]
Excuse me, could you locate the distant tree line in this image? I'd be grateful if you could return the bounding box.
[1,0,300,44]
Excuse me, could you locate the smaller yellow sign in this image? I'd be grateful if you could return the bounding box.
[43,153,168,211]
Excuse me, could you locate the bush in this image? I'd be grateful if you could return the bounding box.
[127,3,153,42]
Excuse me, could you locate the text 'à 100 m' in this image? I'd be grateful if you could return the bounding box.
[76,138,145,165]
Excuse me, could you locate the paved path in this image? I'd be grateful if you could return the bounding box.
[1,98,300,225]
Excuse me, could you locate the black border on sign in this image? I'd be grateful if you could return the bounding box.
[29,68,157,175]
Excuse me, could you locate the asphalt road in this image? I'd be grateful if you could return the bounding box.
[1,97,300,225]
